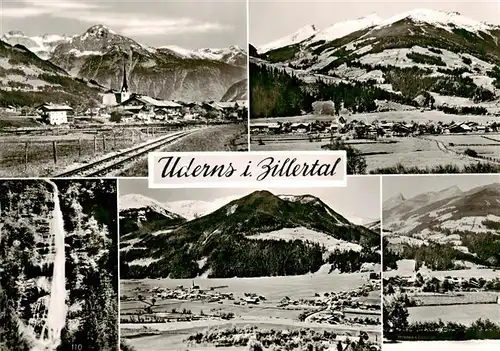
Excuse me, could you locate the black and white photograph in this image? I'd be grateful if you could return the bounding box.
[0,0,248,178]
[248,0,500,175]
[382,175,500,350]
[0,179,119,350]
[118,177,382,351]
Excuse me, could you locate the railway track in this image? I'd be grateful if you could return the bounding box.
[56,130,196,177]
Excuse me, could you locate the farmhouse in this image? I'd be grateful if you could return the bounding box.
[38,103,73,125]
[120,94,182,121]
[291,122,310,133]
[449,123,472,133]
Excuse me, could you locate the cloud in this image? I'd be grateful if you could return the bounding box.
[1,7,50,18]
[20,0,101,10]
[2,0,232,36]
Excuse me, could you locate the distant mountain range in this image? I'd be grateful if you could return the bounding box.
[250,9,500,118]
[383,182,500,270]
[0,25,247,105]
[119,190,380,279]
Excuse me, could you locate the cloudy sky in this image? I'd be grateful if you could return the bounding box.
[120,176,381,224]
[383,174,499,201]
[250,0,500,46]
[1,0,247,48]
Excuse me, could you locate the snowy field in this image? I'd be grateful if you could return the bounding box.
[383,259,500,280]
[122,272,371,302]
[247,227,363,252]
[408,304,500,325]
[383,340,500,351]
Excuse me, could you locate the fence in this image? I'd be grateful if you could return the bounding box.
[0,127,179,176]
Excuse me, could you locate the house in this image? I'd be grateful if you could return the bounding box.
[250,123,271,134]
[38,103,73,125]
[290,122,310,133]
[120,94,182,120]
[1,105,17,113]
[101,63,131,106]
[449,123,472,133]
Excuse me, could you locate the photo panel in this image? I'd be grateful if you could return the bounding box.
[118,176,382,351]
[0,178,119,350]
[248,0,500,175]
[382,174,500,349]
[0,0,248,178]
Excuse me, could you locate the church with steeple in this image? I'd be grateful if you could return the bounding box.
[101,63,131,106]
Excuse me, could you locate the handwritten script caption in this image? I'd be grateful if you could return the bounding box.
[148,151,346,188]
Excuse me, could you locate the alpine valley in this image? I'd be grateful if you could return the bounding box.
[250,9,500,118]
[0,25,247,106]
[383,181,500,271]
[119,190,381,279]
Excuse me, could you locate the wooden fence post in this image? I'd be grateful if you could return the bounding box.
[24,142,29,173]
[78,138,82,159]
[102,136,106,151]
[132,130,135,143]
[52,141,57,164]
[94,135,97,154]
[114,132,117,149]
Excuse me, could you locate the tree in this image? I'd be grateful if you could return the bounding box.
[110,111,122,123]
[383,294,410,341]
[322,139,367,175]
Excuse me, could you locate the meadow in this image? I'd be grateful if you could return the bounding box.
[383,340,500,351]
[408,304,500,325]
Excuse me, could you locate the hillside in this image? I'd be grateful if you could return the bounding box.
[0,179,118,350]
[0,39,103,107]
[119,193,186,236]
[120,190,380,279]
[383,182,500,270]
[250,9,500,118]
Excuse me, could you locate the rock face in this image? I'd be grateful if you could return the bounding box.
[47,25,247,101]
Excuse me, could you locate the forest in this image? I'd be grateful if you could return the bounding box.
[0,179,118,351]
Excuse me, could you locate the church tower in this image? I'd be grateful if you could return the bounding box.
[118,62,130,103]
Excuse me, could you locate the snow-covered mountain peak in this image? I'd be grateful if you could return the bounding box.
[375,8,497,33]
[120,193,180,219]
[306,14,382,44]
[83,24,116,39]
[257,24,319,54]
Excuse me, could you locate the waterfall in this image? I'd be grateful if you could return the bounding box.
[37,180,67,351]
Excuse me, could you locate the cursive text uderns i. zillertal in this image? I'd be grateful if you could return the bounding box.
[159,156,236,178]
[256,156,342,181]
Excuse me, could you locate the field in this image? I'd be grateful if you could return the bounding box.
[383,340,500,351]
[384,259,500,280]
[250,135,481,171]
[121,272,382,351]
[0,126,165,176]
[408,304,500,325]
[250,111,500,172]
[0,123,246,177]
[119,123,248,176]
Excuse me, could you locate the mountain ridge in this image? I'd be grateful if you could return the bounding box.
[120,190,380,279]
[2,24,247,102]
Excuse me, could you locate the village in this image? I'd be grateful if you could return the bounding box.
[384,273,500,296]
[250,116,500,139]
[120,278,381,328]
[0,67,247,127]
